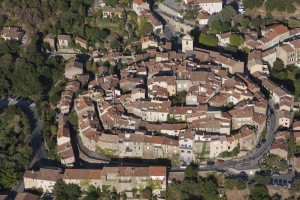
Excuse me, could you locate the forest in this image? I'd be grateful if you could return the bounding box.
[0,106,32,190]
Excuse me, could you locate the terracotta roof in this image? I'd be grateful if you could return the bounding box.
[24,168,63,181]
[133,0,147,5]
[15,193,39,200]
[149,166,166,176]
[63,169,101,180]
[57,127,70,138]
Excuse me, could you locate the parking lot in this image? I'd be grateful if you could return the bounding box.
[269,173,293,188]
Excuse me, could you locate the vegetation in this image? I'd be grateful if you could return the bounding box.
[253,174,270,185]
[265,0,297,13]
[224,178,247,190]
[172,91,187,105]
[138,19,153,37]
[260,154,288,172]
[208,6,237,34]
[229,34,244,47]
[243,0,263,9]
[219,143,240,158]
[183,4,200,20]
[249,184,269,200]
[288,18,300,28]
[0,106,32,190]
[166,164,220,200]
[53,180,82,200]
[259,128,267,143]
[199,34,218,47]
[290,179,300,194]
[288,135,296,159]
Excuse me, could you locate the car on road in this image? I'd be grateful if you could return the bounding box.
[256,143,261,148]
[180,165,187,169]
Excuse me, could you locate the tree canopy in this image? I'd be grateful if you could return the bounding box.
[0,106,32,190]
[229,34,244,47]
[199,34,218,47]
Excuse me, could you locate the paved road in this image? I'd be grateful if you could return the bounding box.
[0,98,47,195]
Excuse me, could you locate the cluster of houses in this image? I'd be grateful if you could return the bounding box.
[54,31,280,165]
[23,165,167,197]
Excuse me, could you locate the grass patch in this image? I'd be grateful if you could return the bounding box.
[96,146,117,158]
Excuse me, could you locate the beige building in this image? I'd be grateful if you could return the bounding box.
[24,168,63,192]
[1,27,23,41]
[140,35,158,49]
[58,35,71,48]
[75,36,88,49]
[132,0,150,16]
[182,34,193,53]
[64,58,83,79]
[270,138,288,160]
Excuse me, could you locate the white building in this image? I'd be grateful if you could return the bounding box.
[185,0,223,15]
[182,34,193,52]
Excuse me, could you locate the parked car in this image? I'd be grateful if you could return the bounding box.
[274,179,278,186]
[207,161,215,166]
[283,180,287,187]
[269,178,273,185]
[288,181,292,188]
[288,165,292,173]
[272,172,280,176]
[278,179,283,186]
[180,165,187,169]
[217,159,225,165]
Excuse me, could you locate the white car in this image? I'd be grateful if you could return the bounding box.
[180,165,187,169]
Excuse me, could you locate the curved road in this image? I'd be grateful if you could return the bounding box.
[0,98,47,195]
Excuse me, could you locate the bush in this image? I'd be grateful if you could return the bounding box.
[224,178,247,190]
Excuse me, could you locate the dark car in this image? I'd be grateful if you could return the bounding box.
[269,178,273,185]
[278,179,283,186]
[274,179,278,186]
[207,161,215,166]
[256,143,261,148]
[283,180,287,187]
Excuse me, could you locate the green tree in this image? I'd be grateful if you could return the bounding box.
[229,34,244,47]
[104,0,118,6]
[290,179,300,194]
[53,180,82,200]
[288,18,300,28]
[172,91,187,105]
[243,0,263,9]
[138,19,153,37]
[270,58,287,80]
[110,39,121,50]
[249,184,269,200]
[253,174,270,185]
[199,34,218,47]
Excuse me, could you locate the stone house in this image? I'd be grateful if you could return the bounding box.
[58,35,71,48]
[75,36,88,49]
[1,27,24,41]
[270,138,288,160]
[64,59,83,79]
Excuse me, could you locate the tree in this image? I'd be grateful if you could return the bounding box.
[172,91,187,105]
[110,39,121,50]
[249,184,269,200]
[0,106,32,190]
[229,34,244,47]
[288,135,295,158]
[290,179,300,194]
[138,19,153,37]
[199,34,218,47]
[53,180,82,200]
[240,17,250,27]
[104,0,118,7]
[270,58,287,80]
[243,0,263,9]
